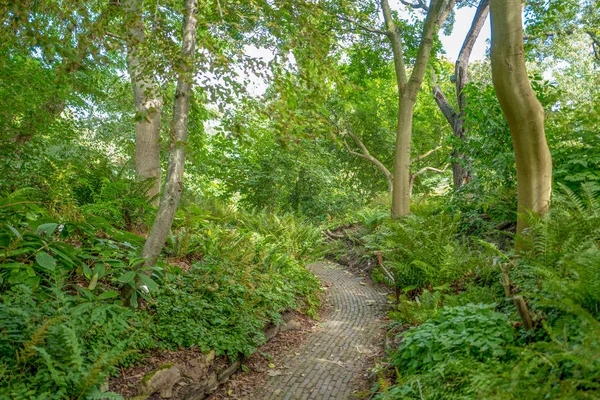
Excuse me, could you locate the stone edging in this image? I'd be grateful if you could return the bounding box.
[130,311,299,399]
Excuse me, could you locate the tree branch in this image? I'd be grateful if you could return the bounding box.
[343,128,393,193]
[408,163,450,196]
[399,0,428,11]
[106,32,125,41]
[406,0,455,99]
[412,163,450,177]
[411,145,443,164]
[430,70,458,127]
[336,13,387,35]
[456,0,489,109]
[381,0,408,91]
[587,31,600,61]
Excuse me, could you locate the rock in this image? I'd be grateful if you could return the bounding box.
[264,325,280,341]
[280,318,302,332]
[183,350,215,381]
[182,371,218,400]
[140,363,181,398]
[218,360,241,383]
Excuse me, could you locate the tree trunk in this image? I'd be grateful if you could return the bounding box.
[125,0,163,205]
[431,0,489,189]
[490,0,552,241]
[392,96,415,217]
[121,0,199,304]
[388,0,454,218]
[453,0,489,188]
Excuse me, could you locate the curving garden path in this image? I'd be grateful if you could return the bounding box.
[253,262,388,399]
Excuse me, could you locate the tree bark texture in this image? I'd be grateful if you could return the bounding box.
[122,0,199,303]
[490,0,552,238]
[431,0,489,188]
[125,0,163,205]
[385,0,454,218]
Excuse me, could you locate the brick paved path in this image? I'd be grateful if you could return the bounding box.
[254,262,388,400]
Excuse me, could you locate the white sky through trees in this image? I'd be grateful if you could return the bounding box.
[242,5,490,96]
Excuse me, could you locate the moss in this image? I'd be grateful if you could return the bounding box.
[141,362,175,385]
[141,370,156,385]
[158,362,174,370]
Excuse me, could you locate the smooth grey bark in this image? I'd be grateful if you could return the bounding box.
[125,0,163,205]
[382,0,455,218]
[122,0,199,303]
[490,0,552,242]
[431,0,489,188]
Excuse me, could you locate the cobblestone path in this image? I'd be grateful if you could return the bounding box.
[254,262,388,400]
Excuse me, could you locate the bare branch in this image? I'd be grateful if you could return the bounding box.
[411,145,443,164]
[106,32,125,41]
[408,162,450,196]
[522,29,575,41]
[336,13,387,35]
[456,0,489,109]
[587,31,600,61]
[431,70,458,127]
[399,0,428,11]
[412,163,450,177]
[343,127,393,193]
[406,0,455,99]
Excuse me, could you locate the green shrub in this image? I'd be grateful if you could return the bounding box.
[149,256,318,357]
[392,304,515,372]
[364,211,487,291]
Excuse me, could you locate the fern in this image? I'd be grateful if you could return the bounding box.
[16,317,61,364]
[84,389,123,400]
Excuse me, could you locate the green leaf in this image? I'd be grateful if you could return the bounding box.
[117,271,136,284]
[94,263,106,279]
[98,291,119,300]
[130,291,138,308]
[7,225,21,239]
[36,251,56,271]
[138,273,159,292]
[37,223,59,237]
[88,273,99,290]
[0,262,25,269]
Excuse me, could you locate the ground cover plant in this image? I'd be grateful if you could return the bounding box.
[0,189,322,398]
[325,184,600,399]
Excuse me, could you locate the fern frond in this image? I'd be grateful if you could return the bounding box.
[16,317,62,364]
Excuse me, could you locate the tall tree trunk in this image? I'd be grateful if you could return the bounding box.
[392,97,415,216]
[385,0,454,218]
[125,0,163,205]
[431,0,489,189]
[452,0,488,187]
[490,0,552,241]
[121,0,199,303]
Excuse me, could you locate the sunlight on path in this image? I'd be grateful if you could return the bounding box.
[254,262,388,400]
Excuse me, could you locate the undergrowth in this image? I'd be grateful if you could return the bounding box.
[0,186,323,398]
[328,184,600,400]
